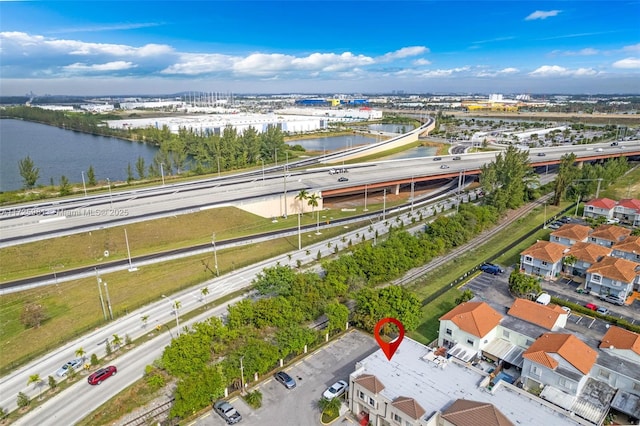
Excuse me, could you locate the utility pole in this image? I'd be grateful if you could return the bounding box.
[95,269,107,321]
[212,233,219,276]
[103,281,114,320]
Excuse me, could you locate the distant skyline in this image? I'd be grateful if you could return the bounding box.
[1,1,639,96]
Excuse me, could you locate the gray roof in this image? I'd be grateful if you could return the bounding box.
[351,337,580,425]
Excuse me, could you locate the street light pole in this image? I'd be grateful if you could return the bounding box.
[383,188,387,221]
[212,232,219,276]
[363,184,368,212]
[103,281,114,320]
[160,163,165,186]
[95,269,107,321]
[410,177,415,214]
[298,212,302,250]
[162,295,180,336]
[81,171,87,197]
[261,159,265,183]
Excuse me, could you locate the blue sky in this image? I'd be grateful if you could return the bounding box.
[1,1,639,96]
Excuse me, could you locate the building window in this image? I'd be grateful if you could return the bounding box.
[503,330,510,338]
[525,256,533,263]
[558,377,575,390]
[541,261,548,266]
[446,328,452,336]
[368,397,375,408]
[592,274,601,282]
[359,391,365,401]
[467,338,474,345]
[531,365,542,377]
[590,237,596,242]
[393,413,402,423]
[554,236,560,241]
[598,370,610,380]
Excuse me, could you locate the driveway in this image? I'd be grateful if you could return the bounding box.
[196,330,378,426]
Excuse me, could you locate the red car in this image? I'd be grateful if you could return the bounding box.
[585,303,597,311]
[88,365,117,385]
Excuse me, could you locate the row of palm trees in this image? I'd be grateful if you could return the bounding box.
[294,189,323,234]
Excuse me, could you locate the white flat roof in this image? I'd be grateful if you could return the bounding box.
[352,337,584,425]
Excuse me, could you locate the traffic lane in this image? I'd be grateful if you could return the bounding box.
[195,330,379,426]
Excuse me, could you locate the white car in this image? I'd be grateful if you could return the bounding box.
[323,380,348,400]
[56,358,83,377]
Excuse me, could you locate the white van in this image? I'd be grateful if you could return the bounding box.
[536,293,551,306]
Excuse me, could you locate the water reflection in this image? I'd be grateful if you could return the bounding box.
[378,146,438,161]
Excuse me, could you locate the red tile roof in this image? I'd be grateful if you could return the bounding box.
[441,399,514,426]
[566,242,612,264]
[600,326,640,355]
[613,235,640,255]
[392,396,426,420]
[550,224,592,242]
[354,374,385,394]
[591,225,632,244]
[617,198,640,212]
[508,298,567,330]
[587,256,640,283]
[586,198,617,210]
[520,240,567,263]
[439,302,502,338]
[523,333,597,375]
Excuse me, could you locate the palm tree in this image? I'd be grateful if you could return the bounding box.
[201,287,210,304]
[75,347,86,363]
[112,334,123,351]
[27,374,43,400]
[295,189,309,214]
[307,193,321,234]
[141,314,149,328]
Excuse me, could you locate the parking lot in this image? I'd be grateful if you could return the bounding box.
[460,268,638,341]
[195,330,379,426]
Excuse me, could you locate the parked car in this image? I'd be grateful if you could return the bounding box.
[601,294,625,306]
[56,358,84,377]
[323,380,348,400]
[479,263,504,275]
[274,371,296,389]
[585,303,598,311]
[606,218,620,224]
[561,306,571,314]
[87,365,117,385]
[338,177,349,182]
[213,400,242,424]
[596,307,610,315]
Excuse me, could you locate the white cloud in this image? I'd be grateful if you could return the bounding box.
[413,59,431,66]
[622,43,640,53]
[529,65,598,77]
[525,10,561,21]
[474,67,519,78]
[550,47,599,56]
[612,57,640,69]
[499,67,519,74]
[64,61,136,72]
[379,46,428,61]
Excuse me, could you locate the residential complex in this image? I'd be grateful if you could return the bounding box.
[519,205,640,302]
[347,293,640,426]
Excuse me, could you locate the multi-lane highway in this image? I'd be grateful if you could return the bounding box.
[1,140,638,246]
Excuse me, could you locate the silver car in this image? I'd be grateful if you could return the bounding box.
[56,358,83,377]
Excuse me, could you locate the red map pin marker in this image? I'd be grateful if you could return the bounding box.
[374,317,405,361]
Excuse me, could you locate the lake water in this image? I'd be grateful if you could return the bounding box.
[0,119,159,192]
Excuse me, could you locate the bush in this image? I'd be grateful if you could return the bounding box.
[243,390,262,409]
[16,392,29,408]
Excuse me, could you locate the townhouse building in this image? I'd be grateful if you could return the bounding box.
[583,198,617,221]
[563,242,612,280]
[612,235,640,264]
[585,256,640,299]
[519,240,567,279]
[588,225,632,248]
[550,223,592,246]
[615,199,640,227]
